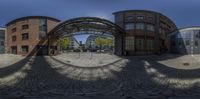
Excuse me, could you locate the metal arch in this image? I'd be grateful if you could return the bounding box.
[61,31,114,38]
[48,17,125,37]
[48,17,126,56]
[57,30,113,37]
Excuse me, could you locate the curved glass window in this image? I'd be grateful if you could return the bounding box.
[136,23,144,30]
[126,16,134,20]
[137,16,144,20]
[125,23,135,30]
[147,24,154,31]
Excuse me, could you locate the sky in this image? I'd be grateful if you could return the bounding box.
[74,34,90,43]
[0,0,200,42]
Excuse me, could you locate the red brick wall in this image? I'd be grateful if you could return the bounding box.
[6,17,60,56]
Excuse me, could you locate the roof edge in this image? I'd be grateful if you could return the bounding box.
[6,16,61,26]
[112,9,162,15]
[177,26,200,30]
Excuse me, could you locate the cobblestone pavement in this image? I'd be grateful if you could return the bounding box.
[53,52,121,67]
[0,54,200,99]
[0,54,24,68]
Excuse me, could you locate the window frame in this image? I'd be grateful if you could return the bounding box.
[12,35,16,42]
[125,23,135,30]
[12,27,16,33]
[136,16,144,20]
[146,24,155,32]
[136,23,145,30]
[22,33,29,40]
[125,36,135,50]
[185,40,190,46]
[22,24,29,30]
[21,45,29,54]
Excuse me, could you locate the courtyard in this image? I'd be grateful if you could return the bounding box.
[0,53,200,99]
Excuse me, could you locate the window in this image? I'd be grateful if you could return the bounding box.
[194,40,198,47]
[185,40,190,46]
[39,26,47,32]
[194,30,200,38]
[125,23,135,30]
[12,28,16,33]
[135,38,144,51]
[12,36,16,41]
[147,39,154,50]
[147,24,154,31]
[22,24,29,30]
[115,13,123,22]
[22,33,29,40]
[137,16,144,20]
[0,31,4,39]
[21,46,29,54]
[39,18,46,25]
[178,39,182,47]
[125,37,134,50]
[136,23,144,30]
[126,16,134,20]
[39,18,47,39]
[39,32,47,39]
[11,46,17,54]
[39,18,47,32]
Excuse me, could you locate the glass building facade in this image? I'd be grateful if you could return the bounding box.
[0,28,5,54]
[170,27,200,54]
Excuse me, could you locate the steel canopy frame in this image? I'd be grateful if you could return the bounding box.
[48,17,126,56]
[49,17,124,36]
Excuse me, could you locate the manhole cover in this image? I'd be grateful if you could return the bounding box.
[183,63,190,66]
[66,61,70,63]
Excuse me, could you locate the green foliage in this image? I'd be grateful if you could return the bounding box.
[105,38,114,47]
[58,37,70,49]
[95,37,106,46]
[95,37,114,47]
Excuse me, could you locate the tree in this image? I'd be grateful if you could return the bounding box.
[95,37,106,51]
[105,38,114,47]
[58,37,70,51]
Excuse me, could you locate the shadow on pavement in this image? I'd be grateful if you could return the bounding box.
[0,54,200,98]
[1,36,200,99]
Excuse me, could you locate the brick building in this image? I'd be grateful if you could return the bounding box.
[5,16,60,56]
[113,10,177,55]
[5,10,179,56]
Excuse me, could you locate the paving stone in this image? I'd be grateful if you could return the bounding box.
[1,54,200,98]
[168,96,199,99]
